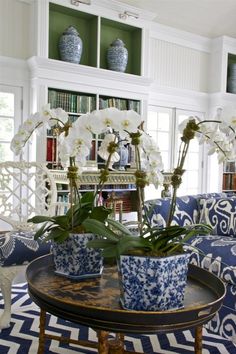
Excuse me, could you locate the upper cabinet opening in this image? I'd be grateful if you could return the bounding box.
[49,3,98,68]
[100,18,142,75]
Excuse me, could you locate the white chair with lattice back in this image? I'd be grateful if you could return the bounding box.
[0,161,57,330]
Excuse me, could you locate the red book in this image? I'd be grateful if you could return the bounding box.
[46,138,57,162]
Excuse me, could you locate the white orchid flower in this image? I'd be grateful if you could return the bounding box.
[22,115,39,132]
[113,110,142,139]
[146,169,164,189]
[91,107,121,134]
[49,108,69,126]
[218,106,236,126]
[97,133,120,164]
[10,136,24,155]
[35,104,52,124]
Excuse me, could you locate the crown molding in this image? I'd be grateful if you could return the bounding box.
[149,84,209,111]
[149,22,212,53]
[27,56,153,98]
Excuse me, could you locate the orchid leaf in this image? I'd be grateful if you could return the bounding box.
[83,219,119,241]
[28,216,54,224]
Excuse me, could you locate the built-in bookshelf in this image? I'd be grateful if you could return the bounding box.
[222,161,236,192]
[47,88,141,214]
[47,88,141,169]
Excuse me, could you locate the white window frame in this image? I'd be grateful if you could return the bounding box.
[0,84,22,161]
[147,105,205,197]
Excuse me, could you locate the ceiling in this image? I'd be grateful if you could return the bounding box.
[117,0,236,39]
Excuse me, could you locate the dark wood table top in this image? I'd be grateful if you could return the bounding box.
[26,254,226,334]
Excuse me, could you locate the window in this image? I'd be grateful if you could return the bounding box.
[147,106,204,197]
[0,86,22,162]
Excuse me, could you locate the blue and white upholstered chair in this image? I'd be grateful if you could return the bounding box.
[0,161,57,330]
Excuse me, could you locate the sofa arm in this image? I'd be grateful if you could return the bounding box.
[188,235,236,286]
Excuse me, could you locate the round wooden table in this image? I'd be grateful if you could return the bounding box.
[26,254,226,354]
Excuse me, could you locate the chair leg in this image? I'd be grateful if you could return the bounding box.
[0,265,25,330]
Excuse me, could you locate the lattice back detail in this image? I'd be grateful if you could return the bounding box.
[0,161,57,231]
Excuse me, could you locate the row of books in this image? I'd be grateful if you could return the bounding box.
[99,97,140,113]
[222,173,236,191]
[48,89,141,115]
[224,161,236,172]
[48,90,96,114]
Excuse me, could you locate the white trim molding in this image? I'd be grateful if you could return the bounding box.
[149,84,209,112]
[27,56,152,98]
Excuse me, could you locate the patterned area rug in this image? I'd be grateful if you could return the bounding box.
[1,283,236,354]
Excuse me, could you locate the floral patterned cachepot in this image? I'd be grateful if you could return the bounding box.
[51,233,103,279]
[118,253,190,311]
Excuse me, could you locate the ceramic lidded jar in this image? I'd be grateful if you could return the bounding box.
[58,26,83,64]
[107,38,128,72]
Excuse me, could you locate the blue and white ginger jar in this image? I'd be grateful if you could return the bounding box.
[52,233,103,279]
[118,253,190,311]
[107,38,128,72]
[58,26,83,64]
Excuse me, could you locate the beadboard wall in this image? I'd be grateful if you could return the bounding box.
[149,38,210,93]
[0,0,31,59]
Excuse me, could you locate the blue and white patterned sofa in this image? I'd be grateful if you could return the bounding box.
[144,193,236,344]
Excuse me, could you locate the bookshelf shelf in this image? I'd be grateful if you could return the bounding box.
[47,87,140,168]
[51,170,138,214]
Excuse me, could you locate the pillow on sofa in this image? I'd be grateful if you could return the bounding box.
[144,195,200,228]
[199,197,236,237]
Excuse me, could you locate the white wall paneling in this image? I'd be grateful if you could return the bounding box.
[0,56,29,129]
[0,0,31,59]
[149,38,210,92]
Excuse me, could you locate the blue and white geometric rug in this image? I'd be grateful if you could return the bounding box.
[1,283,236,354]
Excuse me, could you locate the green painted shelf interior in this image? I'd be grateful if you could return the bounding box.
[100,18,142,75]
[49,3,98,67]
[48,3,142,75]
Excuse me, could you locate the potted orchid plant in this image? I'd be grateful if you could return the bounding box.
[83,109,236,311]
[10,104,163,279]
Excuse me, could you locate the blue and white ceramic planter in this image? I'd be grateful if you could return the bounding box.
[51,233,103,280]
[58,26,83,64]
[118,253,190,311]
[107,38,128,72]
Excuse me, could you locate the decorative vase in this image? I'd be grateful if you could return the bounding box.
[107,38,128,72]
[51,233,103,279]
[58,26,83,64]
[117,143,129,170]
[118,253,190,311]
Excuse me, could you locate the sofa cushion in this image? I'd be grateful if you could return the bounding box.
[0,231,51,266]
[144,195,200,227]
[144,193,229,229]
[199,197,236,237]
[188,235,236,285]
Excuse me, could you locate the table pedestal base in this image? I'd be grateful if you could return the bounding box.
[97,331,125,354]
[37,309,203,354]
